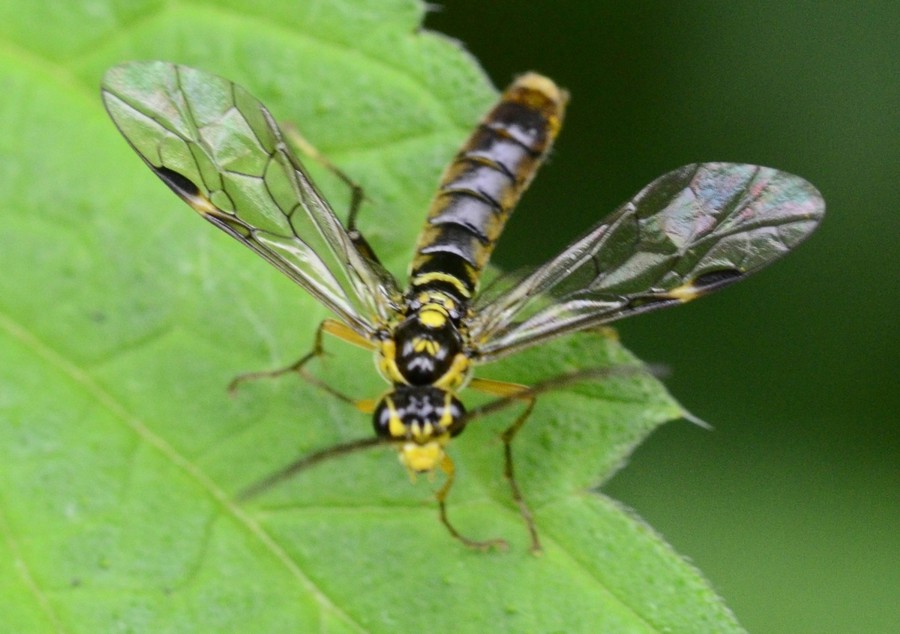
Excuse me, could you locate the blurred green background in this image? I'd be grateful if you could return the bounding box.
[429,2,897,632]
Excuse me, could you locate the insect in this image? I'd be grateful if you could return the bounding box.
[101,61,824,552]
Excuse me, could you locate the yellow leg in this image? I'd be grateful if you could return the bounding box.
[499,397,542,553]
[228,319,375,412]
[436,454,509,552]
[468,376,530,397]
[283,126,364,226]
[281,125,386,266]
[467,376,543,552]
[463,366,657,552]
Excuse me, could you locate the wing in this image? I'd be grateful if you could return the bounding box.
[101,61,401,336]
[468,163,824,361]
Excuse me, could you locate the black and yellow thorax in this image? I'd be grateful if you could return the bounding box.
[379,290,471,391]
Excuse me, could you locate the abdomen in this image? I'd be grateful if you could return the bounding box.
[408,73,568,301]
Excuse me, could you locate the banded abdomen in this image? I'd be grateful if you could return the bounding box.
[408,73,568,301]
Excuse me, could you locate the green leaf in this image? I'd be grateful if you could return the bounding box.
[0,0,743,631]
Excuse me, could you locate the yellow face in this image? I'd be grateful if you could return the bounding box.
[398,440,447,474]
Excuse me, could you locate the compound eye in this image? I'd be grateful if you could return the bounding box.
[372,397,400,439]
[444,394,467,437]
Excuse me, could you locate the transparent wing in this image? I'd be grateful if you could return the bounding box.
[101,61,401,336]
[469,163,824,360]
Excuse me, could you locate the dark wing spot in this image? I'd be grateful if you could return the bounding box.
[151,165,200,199]
[693,269,743,290]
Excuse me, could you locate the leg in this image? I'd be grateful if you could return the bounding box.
[282,126,382,262]
[464,366,659,552]
[238,436,385,501]
[465,377,543,551]
[234,321,383,501]
[435,454,509,552]
[228,318,375,408]
[499,397,542,553]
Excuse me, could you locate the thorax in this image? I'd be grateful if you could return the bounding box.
[378,290,471,391]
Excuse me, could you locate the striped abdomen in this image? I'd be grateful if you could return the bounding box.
[408,73,568,301]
